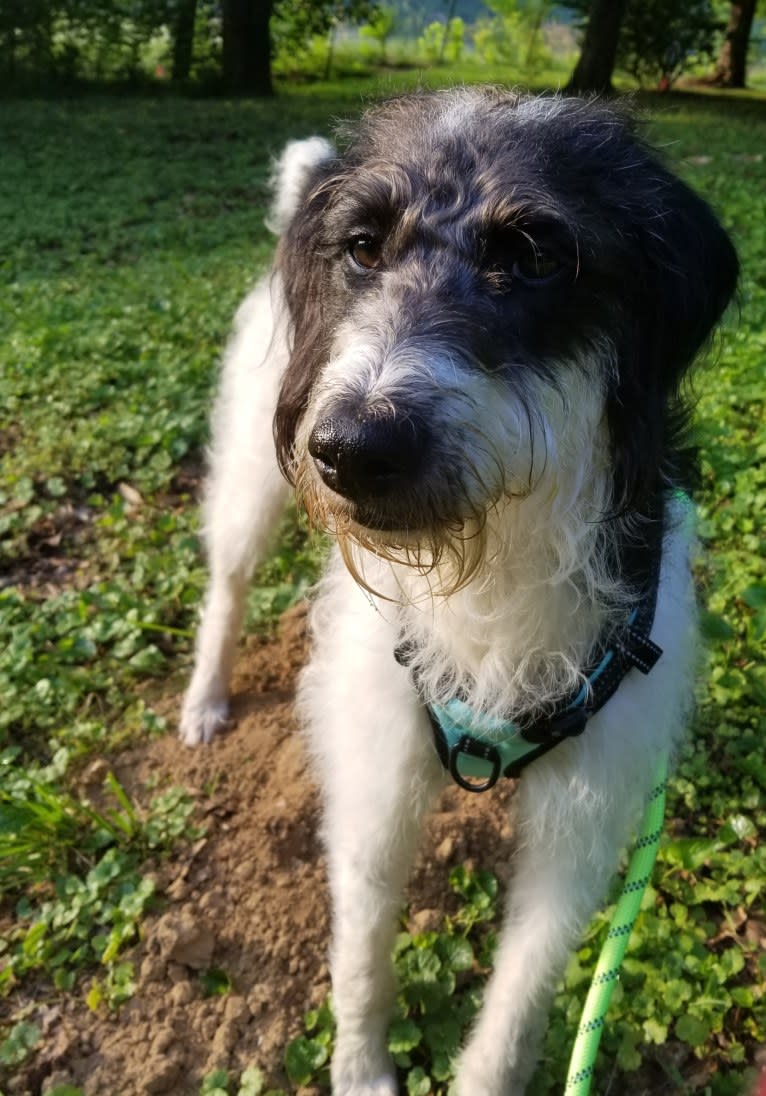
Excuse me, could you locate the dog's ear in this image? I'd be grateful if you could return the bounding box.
[266,137,336,235]
[607,171,738,510]
[272,142,341,481]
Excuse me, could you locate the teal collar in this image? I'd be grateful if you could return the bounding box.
[427,627,641,792]
[398,498,672,792]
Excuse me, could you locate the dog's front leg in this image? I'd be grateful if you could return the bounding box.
[324,713,444,1096]
[181,280,290,745]
[455,743,650,1096]
[301,581,445,1095]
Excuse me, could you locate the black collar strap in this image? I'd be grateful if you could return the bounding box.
[395,503,666,793]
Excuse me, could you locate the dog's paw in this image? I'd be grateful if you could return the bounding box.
[179,694,229,747]
[332,1078,398,1096]
[331,1044,398,1096]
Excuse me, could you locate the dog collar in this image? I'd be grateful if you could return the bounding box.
[424,606,662,792]
[397,498,673,792]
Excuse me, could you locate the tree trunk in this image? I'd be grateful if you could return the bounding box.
[524,7,545,70]
[32,3,54,81]
[3,25,16,82]
[439,0,457,63]
[711,0,758,88]
[172,0,198,83]
[566,0,628,94]
[222,0,273,96]
[324,23,336,81]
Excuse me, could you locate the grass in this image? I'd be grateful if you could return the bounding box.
[1,59,765,1094]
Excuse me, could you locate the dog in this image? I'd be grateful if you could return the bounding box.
[180,88,738,1095]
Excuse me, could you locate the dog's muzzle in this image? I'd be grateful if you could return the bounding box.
[308,407,429,507]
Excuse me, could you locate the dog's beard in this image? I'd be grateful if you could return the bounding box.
[295,459,492,599]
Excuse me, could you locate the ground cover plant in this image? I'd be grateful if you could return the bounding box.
[0,69,765,1095]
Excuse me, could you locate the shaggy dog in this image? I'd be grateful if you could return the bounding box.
[181,89,738,1095]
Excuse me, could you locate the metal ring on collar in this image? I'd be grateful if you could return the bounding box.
[448,735,502,793]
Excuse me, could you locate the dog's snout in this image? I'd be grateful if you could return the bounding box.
[308,411,427,502]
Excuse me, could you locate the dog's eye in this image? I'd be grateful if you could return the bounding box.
[512,249,562,285]
[349,236,382,271]
[483,226,567,289]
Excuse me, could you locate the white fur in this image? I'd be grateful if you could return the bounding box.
[180,279,290,744]
[181,138,697,1094]
[266,136,335,235]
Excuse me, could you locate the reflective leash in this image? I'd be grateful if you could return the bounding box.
[565,755,668,1094]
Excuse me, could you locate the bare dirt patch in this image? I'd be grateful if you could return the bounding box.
[0,501,95,594]
[8,605,514,1096]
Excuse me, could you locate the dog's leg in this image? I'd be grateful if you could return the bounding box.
[180,280,290,746]
[325,718,443,1096]
[454,517,694,1094]
[301,567,446,1095]
[454,738,660,1096]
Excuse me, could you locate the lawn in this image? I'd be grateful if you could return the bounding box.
[0,70,765,1095]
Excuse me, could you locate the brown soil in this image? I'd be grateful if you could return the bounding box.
[0,500,96,594]
[7,604,515,1096]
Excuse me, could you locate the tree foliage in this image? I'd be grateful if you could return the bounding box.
[0,0,753,97]
[564,0,727,91]
[359,6,396,63]
[271,0,378,59]
[474,0,553,72]
[0,0,166,84]
[617,0,722,87]
[417,18,465,65]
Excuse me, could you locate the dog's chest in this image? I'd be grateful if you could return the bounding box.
[395,568,606,718]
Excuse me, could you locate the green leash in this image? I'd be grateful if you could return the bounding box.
[565,755,668,1094]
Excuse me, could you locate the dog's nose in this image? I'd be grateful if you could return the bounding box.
[308,411,427,502]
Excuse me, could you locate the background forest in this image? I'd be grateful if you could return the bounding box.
[0,1,764,95]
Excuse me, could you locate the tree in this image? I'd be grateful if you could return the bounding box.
[222,0,272,95]
[170,0,197,82]
[271,0,378,79]
[617,0,721,88]
[0,0,167,86]
[359,6,395,62]
[437,0,457,62]
[566,0,628,93]
[474,0,553,72]
[710,0,758,87]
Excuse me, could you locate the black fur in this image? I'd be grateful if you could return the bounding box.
[274,89,738,517]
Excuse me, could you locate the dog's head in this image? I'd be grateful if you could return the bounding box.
[272,88,737,578]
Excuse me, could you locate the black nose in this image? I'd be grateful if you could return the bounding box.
[308,409,427,503]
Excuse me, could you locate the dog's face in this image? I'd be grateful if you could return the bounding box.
[274,89,737,569]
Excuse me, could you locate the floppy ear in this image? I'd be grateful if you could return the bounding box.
[607,171,739,510]
[266,137,336,235]
[272,142,340,481]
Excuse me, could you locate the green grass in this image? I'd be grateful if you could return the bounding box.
[1,64,765,1094]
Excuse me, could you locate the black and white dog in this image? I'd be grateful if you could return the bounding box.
[181,89,737,1095]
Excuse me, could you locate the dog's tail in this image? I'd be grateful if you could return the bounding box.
[266,136,336,236]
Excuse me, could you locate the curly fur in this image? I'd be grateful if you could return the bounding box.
[181,88,737,1095]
